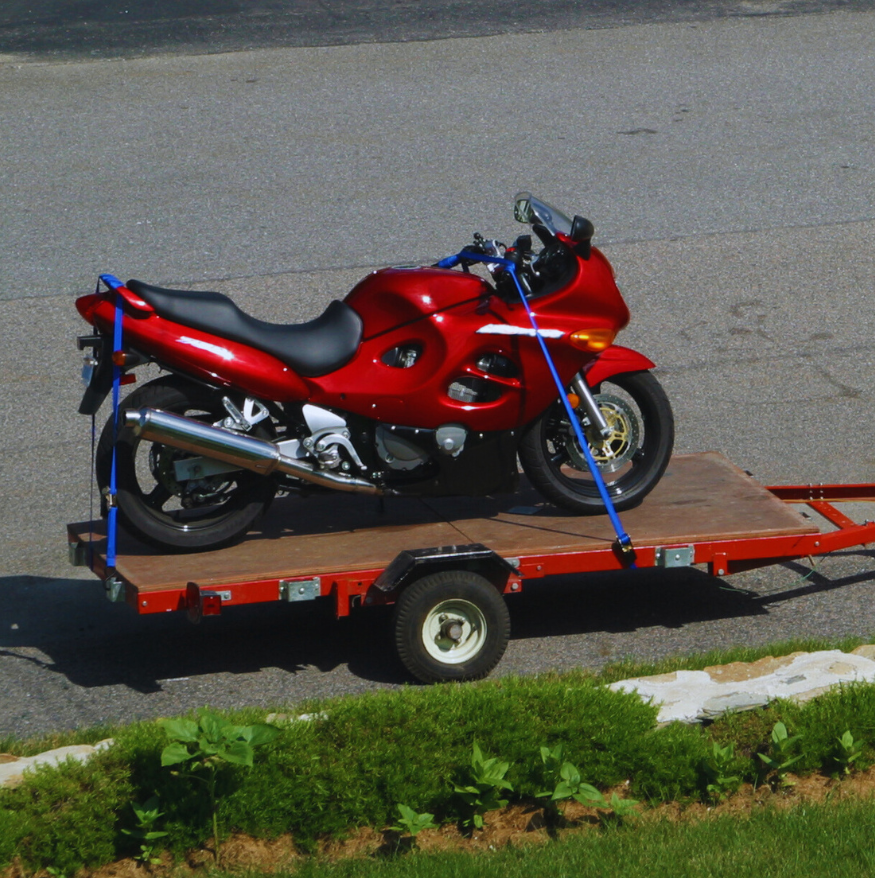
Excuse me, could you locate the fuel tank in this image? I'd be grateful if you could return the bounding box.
[344,267,489,339]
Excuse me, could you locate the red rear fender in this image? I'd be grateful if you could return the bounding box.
[76,285,154,325]
[583,346,656,387]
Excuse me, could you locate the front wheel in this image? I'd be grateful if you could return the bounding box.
[95,375,277,553]
[393,571,511,683]
[518,370,674,514]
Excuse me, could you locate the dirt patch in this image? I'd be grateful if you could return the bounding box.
[6,768,875,878]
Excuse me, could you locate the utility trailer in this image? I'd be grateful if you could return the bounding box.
[68,452,875,682]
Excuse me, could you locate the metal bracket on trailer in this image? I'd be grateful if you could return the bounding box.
[69,540,90,567]
[279,577,321,602]
[655,545,695,568]
[372,543,521,594]
[105,574,126,603]
[186,582,226,623]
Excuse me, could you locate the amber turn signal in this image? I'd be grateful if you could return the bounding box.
[567,393,580,409]
[569,328,616,352]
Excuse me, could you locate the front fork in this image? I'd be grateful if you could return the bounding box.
[570,372,612,441]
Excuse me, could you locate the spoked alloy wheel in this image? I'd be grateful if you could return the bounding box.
[394,570,511,683]
[519,370,674,514]
[95,375,276,553]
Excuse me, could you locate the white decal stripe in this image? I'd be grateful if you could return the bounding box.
[476,324,565,339]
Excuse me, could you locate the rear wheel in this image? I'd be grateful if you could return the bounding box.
[393,571,510,683]
[95,375,276,553]
[519,370,673,514]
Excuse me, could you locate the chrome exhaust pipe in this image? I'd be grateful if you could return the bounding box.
[123,407,379,495]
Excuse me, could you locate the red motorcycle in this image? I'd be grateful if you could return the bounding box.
[75,193,674,553]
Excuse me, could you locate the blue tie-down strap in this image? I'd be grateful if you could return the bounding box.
[439,249,636,564]
[105,292,124,570]
[100,273,125,291]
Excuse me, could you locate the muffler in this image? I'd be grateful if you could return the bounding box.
[123,407,379,495]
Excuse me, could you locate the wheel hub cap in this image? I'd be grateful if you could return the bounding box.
[422,599,488,664]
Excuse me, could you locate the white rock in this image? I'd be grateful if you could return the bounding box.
[0,739,114,789]
[609,650,875,724]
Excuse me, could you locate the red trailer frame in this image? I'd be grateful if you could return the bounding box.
[67,453,875,682]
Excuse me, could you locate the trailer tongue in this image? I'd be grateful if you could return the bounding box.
[68,452,875,683]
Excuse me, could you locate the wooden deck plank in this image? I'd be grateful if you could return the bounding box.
[68,453,818,593]
[429,452,818,554]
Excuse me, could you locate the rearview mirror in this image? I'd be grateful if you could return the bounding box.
[570,215,594,244]
[570,215,594,259]
[513,192,534,224]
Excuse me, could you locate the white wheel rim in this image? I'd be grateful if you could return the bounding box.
[421,599,488,665]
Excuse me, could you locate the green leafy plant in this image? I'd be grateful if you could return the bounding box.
[453,742,514,830]
[391,804,439,842]
[160,710,279,864]
[700,741,741,802]
[758,721,803,789]
[596,791,640,825]
[537,744,603,809]
[830,730,864,776]
[537,743,637,825]
[120,795,168,865]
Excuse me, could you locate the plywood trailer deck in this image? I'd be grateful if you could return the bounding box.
[68,452,875,682]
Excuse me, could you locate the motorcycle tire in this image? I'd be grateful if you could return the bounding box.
[518,370,674,514]
[95,375,276,553]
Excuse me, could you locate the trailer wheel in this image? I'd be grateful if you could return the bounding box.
[393,570,510,683]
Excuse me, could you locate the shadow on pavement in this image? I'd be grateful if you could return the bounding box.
[2,0,868,60]
[8,558,873,693]
[0,575,399,693]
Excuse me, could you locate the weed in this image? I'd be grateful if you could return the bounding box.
[160,710,279,865]
[757,721,803,789]
[596,792,640,826]
[120,795,168,865]
[453,742,514,830]
[537,744,602,809]
[700,741,741,802]
[537,743,637,825]
[391,804,439,841]
[830,730,864,777]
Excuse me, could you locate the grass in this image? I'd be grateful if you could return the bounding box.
[274,800,875,878]
[2,636,875,873]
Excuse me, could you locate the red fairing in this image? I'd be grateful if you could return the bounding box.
[345,267,489,338]
[305,249,633,431]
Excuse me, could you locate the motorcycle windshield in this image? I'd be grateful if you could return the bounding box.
[513,192,574,236]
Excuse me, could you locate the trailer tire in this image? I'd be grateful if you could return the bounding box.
[393,570,510,683]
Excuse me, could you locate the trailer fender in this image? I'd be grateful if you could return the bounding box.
[373,543,519,595]
[584,346,656,388]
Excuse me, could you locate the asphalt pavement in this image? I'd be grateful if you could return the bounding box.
[0,4,873,739]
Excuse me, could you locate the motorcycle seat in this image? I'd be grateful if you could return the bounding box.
[126,280,363,377]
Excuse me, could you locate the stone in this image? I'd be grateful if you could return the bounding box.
[698,692,771,719]
[610,649,875,724]
[0,740,114,789]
